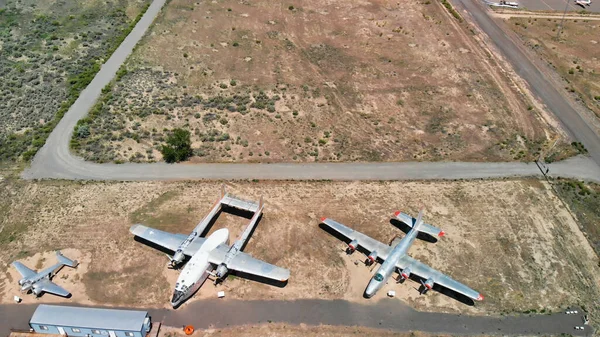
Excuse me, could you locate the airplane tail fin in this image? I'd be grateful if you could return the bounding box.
[56,251,78,268]
[413,209,424,231]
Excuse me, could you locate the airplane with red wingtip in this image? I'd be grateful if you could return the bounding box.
[320,209,483,302]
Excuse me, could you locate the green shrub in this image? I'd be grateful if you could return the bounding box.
[76,125,90,138]
[160,128,193,163]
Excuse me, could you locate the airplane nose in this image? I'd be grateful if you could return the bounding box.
[171,290,184,306]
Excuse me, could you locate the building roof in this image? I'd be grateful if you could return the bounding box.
[30,305,148,331]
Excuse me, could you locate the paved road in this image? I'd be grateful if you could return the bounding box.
[21,0,600,182]
[0,300,593,336]
[453,0,600,167]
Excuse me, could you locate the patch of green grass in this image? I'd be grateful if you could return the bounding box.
[129,191,195,231]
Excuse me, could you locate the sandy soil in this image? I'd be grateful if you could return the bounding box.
[0,179,598,316]
[73,0,562,164]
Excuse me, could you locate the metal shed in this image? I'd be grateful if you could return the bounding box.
[29,305,151,337]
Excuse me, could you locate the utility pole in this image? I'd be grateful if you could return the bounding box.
[556,0,570,40]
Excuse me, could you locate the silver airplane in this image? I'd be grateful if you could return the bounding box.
[130,189,290,307]
[320,209,484,302]
[12,251,79,297]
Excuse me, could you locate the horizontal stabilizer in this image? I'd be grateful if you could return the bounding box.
[394,211,445,237]
[222,195,261,213]
[56,251,78,268]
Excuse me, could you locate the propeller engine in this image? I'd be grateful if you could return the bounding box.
[32,285,43,296]
[367,251,377,265]
[171,250,185,267]
[215,264,229,279]
[422,278,434,291]
[400,267,411,280]
[347,240,358,253]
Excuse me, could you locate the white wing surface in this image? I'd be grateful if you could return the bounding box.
[320,218,392,260]
[129,224,205,256]
[396,255,483,301]
[208,245,290,282]
[34,280,70,297]
[12,261,36,278]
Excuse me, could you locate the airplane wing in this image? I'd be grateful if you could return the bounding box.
[208,245,290,282]
[320,218,392,260]
[34,280,70,297]
[396,255,483,301]
[12,261,36,279]
[130,224,205,256]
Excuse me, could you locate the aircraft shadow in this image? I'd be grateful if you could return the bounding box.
[134,236,178,257]
[389,219,438,243]
[227,270,288,288]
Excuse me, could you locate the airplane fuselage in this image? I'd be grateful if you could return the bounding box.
[171,228,229,307]
[19,263,63,294]
[365,225,420,297]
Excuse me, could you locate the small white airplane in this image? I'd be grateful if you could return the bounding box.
[131,189,290,307]
[12,251,79,297]
[575,0,591,6]
[320,209,483,302]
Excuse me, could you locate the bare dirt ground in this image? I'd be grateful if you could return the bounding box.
[509,16,600,136]
[72,0,563,164]
[0,179,598,317]
[159,324,451,337]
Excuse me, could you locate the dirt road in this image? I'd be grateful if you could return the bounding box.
[0,300,592,336]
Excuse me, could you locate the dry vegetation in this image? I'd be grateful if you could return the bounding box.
[72,0,561,164]
[0,0,150,163]
[552,178,600,256]
[509,17,600,139]
[0,179,598,319]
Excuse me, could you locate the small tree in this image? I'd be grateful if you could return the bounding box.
[160,128,193,163]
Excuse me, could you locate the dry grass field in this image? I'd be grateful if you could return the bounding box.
[510,17,600,141]
[0,179,598,317]
[0,0,150,162]
[72,0,563,164]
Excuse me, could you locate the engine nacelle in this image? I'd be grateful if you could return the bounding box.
[171,250,185,266]
[423,278,434,290]
[18,278,26,286]
[216,264,229,279]
[400,267,411,280]
[32,285,44,296]
[367,251,378,264]
[348,240,358,252]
